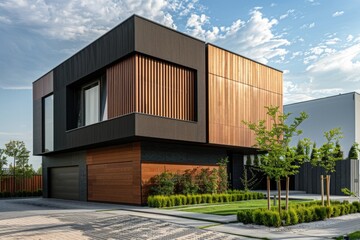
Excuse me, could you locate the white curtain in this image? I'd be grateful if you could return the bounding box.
[85,85,100,125]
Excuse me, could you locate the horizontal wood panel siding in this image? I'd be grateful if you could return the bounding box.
[208,45,283,147]
[107,56,136,119]
[141,163,219,203]
[136,55,195,121]
[87,142,141,204]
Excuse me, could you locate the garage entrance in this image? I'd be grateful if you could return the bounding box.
[49,166,79,200]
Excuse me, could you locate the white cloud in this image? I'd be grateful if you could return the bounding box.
[347,35,354,42]
[0,0,178,40]
[279,9,295,20]
[270,3,276,7]
[186,13,244,41]
[325,37,340,45]
[332,11,344,17]
[301,22,315,29]
[306,43,360,76]
[205,9,290,64]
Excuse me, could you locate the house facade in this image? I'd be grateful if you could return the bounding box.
[33,15,283,205]
[284,92,360,195]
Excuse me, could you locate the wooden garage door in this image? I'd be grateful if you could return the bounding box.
[50,166,79,200]
[88,162,137,203]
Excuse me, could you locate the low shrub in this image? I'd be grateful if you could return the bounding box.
[237,210,253,224]
[332,205,341,217]
[281,211,291,226]
[148,191,264,207]
[314,206,327,221]
[352,201,360,212]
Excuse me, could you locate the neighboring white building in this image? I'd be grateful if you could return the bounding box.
[285,92,360,155]
[284,92,360,195]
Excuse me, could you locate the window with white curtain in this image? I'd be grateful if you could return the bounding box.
[84,83,100,126]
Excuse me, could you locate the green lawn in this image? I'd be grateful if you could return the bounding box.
[167,199,312,215]
[335,231,360,240]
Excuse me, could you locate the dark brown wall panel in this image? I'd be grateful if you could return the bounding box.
[33,71,54,155]
[87,142,141,204]
[207,44,283,147]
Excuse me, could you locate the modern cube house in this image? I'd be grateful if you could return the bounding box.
[33,15,283,204]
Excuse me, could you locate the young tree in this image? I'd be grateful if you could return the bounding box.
[243,106,308,213]
[335,141,344,159]
[0,149,8,192]
[217,157,229,193]
[283,138,312,210]
[4,140,31,193]
[348,142,359,160]
[310,142,318,162]
[313,128,343,206]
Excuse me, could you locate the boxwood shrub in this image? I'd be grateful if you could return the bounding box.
[237,201,360,227]
[148,191,265,208]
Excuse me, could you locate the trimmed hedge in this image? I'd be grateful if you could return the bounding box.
[148,191,264,208]
[0,190,42,198]
[237,201,360,227]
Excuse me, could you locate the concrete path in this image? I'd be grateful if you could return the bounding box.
[0,198,247,240]
[1,196,360,239]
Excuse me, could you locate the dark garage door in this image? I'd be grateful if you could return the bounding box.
[50,166,79,200]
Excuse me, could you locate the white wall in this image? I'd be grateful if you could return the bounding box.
[284,92,356,156]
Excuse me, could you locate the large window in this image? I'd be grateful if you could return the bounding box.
[75,76,107,128]
[43,94,54,152]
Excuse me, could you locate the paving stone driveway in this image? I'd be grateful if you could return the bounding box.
[0,198,241,240]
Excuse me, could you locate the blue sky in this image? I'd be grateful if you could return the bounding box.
[1,0,359,168]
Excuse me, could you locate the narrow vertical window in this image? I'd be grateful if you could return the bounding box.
[84,83,100,126]
[43,94,54,152]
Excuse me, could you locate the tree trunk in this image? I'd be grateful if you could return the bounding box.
[277,178,281,214]
[267,176,271,210]
[321,175,324,206]
[327,175,331,206]
[285,176,289,210]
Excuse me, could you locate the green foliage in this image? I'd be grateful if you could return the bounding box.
[352,201,360,212]
[0,149,7,177]
[4,140,33,178]
[310,142,318,162]
[237,210,253,224]
[253,155,260,166]
[176,169,199,195]
[217,157,229,193]
[236,200,359,227]
[243,106,308,212]
[246,155,252,166]
[0,189,42,198]
[334,141,344,159]
[148,191,264,208]
[240,166,260,192]
[314,206,327,220]
[149,171,175,196]
[36,167,42,175]
[196,168,218,194]
[348,142,359,160]
[315,128,343,174]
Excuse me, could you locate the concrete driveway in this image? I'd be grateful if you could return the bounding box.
[0,198,243,240]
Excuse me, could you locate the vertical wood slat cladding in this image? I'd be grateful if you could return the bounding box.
[87,143,141,204]
[107,57,136,119]
[106,54,195,121]
[136,55,195,121]
[141,163,219,203]
[208,45,283,147]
